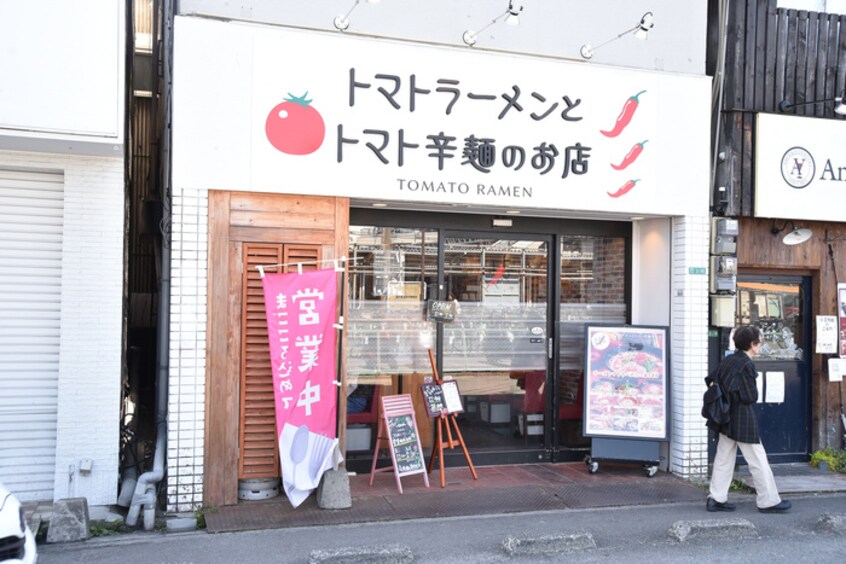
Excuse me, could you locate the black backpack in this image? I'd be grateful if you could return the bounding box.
[701,373,730,430]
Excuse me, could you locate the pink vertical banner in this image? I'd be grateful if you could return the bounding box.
[262,268,340,507]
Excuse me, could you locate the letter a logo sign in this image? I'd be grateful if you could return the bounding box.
[780,146,815,189]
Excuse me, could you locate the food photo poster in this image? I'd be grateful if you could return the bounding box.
[583,325,669,441]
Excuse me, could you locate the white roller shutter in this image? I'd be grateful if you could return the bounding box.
[0,168,63,500]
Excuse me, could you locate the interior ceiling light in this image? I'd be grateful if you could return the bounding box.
[580,11,654,59]
[333,0,380,32]
[778,91,846,116]
[771,220,812,246]
[462,1,523,47]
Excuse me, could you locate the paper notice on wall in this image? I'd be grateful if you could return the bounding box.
[756,372,764,403]
[829,359,845,382]
[816,315,838,354]
[765,371,785,403]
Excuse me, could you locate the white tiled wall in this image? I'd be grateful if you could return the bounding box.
[669,215,710,479]
[0,150,125,506]
[166,187,208,512]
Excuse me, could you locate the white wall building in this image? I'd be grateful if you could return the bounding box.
[167,1,712,512]
[0,0,126,505]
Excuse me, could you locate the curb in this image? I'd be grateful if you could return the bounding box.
[502,531,596,556]
[309,544,413,563]
[668,518,757,542]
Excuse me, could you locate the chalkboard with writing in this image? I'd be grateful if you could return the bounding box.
[421,383,447,417]
[370,394,429,492]
[427,300,457,322]
[421,381,464,417]
[386,414,425,474]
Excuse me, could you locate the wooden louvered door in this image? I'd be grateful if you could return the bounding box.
[239,243,322,480]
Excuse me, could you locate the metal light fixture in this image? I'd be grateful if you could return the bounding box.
[771,220,812,246]
[333,0,381,32]
[778,92,846,115]
[580,11,654,59]
[462,1,523,47]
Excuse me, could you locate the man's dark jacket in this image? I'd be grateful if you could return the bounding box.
[714,350,760,443]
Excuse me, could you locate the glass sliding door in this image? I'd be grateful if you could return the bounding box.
[345,226,439,459]
[557,236,628,453]
[441,233,550,457]
[346,211,632,468]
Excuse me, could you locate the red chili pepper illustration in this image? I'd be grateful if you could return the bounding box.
[600,90,647,138]
[611,140,648,170]
[488,263,506,286]
[607,179,640,198]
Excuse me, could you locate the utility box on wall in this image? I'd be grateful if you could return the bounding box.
[710,256,737,293]
[711,294,736,327]
[711,218,739,255]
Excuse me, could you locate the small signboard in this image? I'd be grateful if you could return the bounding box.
[386,414,425,474]
[421,383,447,417]
[839,284,846,358]
[421,381,465,417]
[427,300,457,322]
[583,324,670,441]
[369,394,429,493]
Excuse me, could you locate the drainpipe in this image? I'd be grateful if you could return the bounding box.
[127,0,173,530]
[125,237,169,530]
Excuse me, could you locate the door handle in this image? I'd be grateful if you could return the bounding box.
[548,337,553,360]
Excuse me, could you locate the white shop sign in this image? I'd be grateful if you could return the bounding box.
[173,17,710,216]
[756,113,846,222]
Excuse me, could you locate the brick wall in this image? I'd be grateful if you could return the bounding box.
[561,237,626,304]
[166,187,208,512]
[670,215,710,479]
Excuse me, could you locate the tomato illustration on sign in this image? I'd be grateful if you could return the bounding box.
[265,92,325,155]
[600,90,646,138]
[607,179,640,198]
[611,140,648,170]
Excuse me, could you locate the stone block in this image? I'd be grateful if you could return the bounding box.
[46,498,90,543]
[668,518,757,543]
[316,469,351,509]
[166,517,198,533]
[309,544,413,563]
[502,531,596,556]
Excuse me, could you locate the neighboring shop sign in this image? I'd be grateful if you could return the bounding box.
[840,283,846,358]
[756,114,846,222]
[173,17,710,217]
[261,268,340,507]
[584,325,669,441]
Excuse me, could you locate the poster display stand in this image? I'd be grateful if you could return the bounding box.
[369,394,429,493]
[424,349,478,488]
[582,324,669,477]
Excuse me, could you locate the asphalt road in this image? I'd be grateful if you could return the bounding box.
[38,493,846,563]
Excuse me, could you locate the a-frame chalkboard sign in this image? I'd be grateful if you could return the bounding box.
[369,394,430,493]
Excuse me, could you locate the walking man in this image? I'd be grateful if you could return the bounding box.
[707,325,791,513]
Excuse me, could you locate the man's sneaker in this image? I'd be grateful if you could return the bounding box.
[706,498,736,512]
[758,500,791,513]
